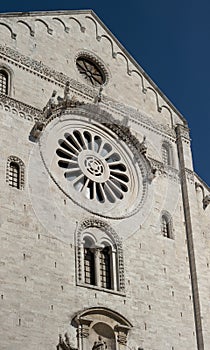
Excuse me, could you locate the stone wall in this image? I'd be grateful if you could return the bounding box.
[0,10,208,350]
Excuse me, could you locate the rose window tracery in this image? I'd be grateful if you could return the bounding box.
[76,57,106,86]
[40,112,148,219]
[56,130,129,203]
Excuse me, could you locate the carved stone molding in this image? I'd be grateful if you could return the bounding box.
[76,320,92,338]
[72,307,132,348]
[76,218,125,292]
[114,325,130,345]
[175,124,191,145]
[0,93,40,121]
[75,50,110,86]
[149,157,180,184]
[0,44,176,138]
[185,168,195,184]
[0,13,187,127]
[38,102,152,219]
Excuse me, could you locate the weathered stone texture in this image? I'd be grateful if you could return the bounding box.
[0,9,209,350]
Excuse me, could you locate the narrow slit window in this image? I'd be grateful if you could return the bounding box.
[161,215,173,239]
[162,145,170,166]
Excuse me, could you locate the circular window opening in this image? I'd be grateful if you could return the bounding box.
[56,130,129,204]
[76,56,106,87]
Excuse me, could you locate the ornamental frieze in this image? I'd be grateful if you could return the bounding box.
[0,44,176,138]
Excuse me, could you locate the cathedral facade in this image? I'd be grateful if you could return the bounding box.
[0,10,209,350]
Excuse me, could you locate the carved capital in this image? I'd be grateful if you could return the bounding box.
[175,124,191,141]
[76,319,92,338]
[114,325,130,345]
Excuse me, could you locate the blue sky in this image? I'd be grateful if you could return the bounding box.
[0,1,209,186]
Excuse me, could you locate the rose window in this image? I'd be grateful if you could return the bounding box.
[40,114,148,219]
[76,57,106,86]
[56,130,129,203]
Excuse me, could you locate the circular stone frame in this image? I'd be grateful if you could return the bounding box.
[39,106,150,220]
[75,51,109,87]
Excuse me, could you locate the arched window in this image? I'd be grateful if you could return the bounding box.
[161,212,173,239]
[84,238,96,286]
[76,219,125,292]
[0,69,9,95]
[9,161,20,189]
[99,246,111,289]
[82,236,114,290]
[6,156,25,190]
[162,142,173,166]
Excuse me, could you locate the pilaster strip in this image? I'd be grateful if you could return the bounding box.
[176,124,204,350]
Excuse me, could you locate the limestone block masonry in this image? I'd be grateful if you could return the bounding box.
[0,9,209,350]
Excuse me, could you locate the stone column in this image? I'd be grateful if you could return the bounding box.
[94,247,101,287]
[110,249,117,290]
[77,319,92,350]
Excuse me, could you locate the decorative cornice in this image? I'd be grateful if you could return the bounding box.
[0,12,188,125]
[149,157,180,184]
[0,44,176,139]
[185,168,195,184]
[0,93,40,121]
[194,173,210,193]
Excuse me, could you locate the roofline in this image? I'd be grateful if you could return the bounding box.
[90,11,187,126]
[0,9,93,17]
[0,9,187,125]
[194,172,210,192]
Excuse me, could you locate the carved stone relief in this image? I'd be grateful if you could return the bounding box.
[72,307,132,350]
[0,43,177,138]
